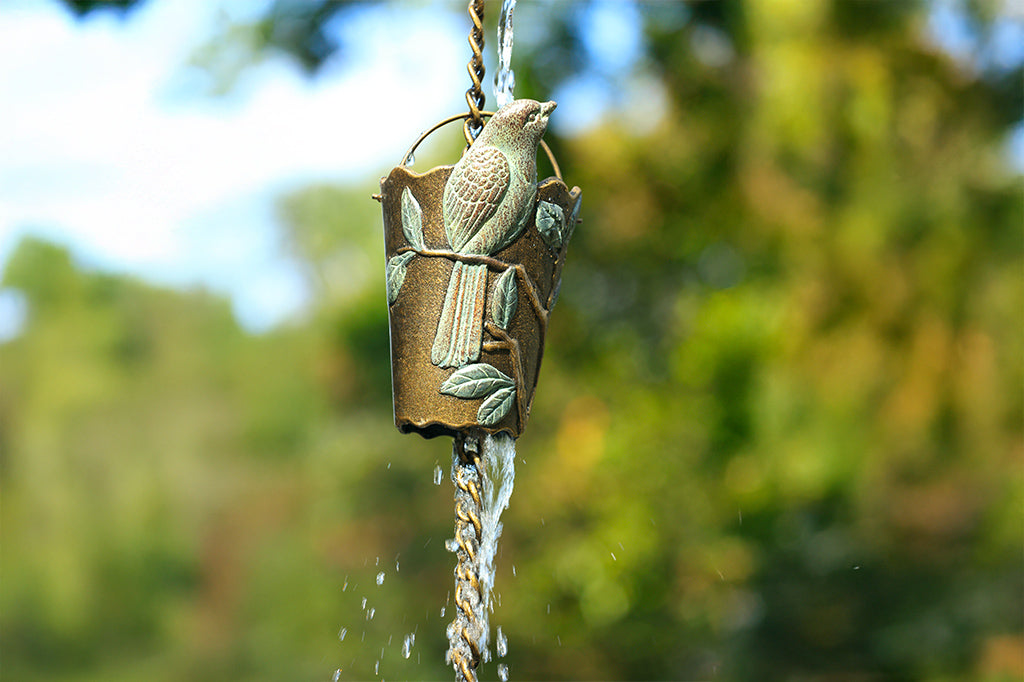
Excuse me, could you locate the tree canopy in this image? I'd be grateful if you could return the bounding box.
[3,1,1022,680]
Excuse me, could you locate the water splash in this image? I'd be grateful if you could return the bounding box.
[433,463,444,485]
[376,571,386,585]
[496,626,508,657]
[498,662,510,681]
[476,433,517,657]
[494,0,517,107]
[338,627,347,642]
[402,633,416,659]
[331,668,341,682]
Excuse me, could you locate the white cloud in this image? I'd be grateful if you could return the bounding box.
[0,1,465,330]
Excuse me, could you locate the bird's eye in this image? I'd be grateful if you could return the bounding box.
[527,111,537,123]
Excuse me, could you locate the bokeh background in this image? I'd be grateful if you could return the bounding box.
[1,1,1022,680]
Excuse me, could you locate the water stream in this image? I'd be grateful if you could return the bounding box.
[445,431,516,676]
[494,0,517,108]
[474,431,516,658]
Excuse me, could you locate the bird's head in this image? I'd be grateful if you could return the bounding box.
[479,99,556,150]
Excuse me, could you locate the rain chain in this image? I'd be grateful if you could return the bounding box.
[374,2,580,679]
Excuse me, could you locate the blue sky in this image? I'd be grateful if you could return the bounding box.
[0,0,475,331]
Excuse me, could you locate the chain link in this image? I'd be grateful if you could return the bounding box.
[463,0,487,146]
[448,433,485,682]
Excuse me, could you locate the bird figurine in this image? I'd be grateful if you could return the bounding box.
[431,98,556,369]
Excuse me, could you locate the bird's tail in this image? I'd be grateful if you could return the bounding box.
[431,261,487,369]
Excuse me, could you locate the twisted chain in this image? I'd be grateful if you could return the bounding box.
[448,433,485,682]
[463,0,486,146]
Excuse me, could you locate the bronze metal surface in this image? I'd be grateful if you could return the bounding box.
[380,164,581,439]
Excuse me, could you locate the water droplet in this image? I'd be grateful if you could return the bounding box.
[342,577,349,591]
[361,598,367,610]
[546,603,550,614]
[497,663,509,681]
[440,606,446,617]
[433,464,444,485]
[445,538,459,553]
[367,608,375,620]
[512,565,516,576]
[376,571,386,585]
[496,626,508,657]
[374,660,379,675]
[610,552,616,561]
[332,669,341,682]
[338,627,347,642]
[402,633,416,659]
[375,556,380,566]
[557,635,562,646]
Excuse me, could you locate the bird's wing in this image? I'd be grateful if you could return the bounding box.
[443,145,510,252]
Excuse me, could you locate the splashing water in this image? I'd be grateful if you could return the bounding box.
[498,662,510,681]
[331,668,341,682]
[494,0,517,107]
[433,463,444,485]
[402,633,415,659]
[496,626,508,657]
[463,433,516,661]
[376,571,386,585]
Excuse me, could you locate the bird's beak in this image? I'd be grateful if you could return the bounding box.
[541,101,557,117]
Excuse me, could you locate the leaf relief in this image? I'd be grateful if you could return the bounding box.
[536,200,565,251]
[439,363,514,399]
[385,251,416,304]
[401,186,425,250]
[489,268,518,330]
[477,386,516,426]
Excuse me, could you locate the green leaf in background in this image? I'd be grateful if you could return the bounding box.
[385,251,415,304]
[439,362,513,399]
[489,268,518,330]
[476,385,515,426]
[401,186,425,250]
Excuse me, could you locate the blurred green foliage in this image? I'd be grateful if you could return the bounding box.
[3,1,1022,680]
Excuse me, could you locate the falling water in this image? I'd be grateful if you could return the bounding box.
[476,433,516,647]
[445,431,516,674]
[402,632,416,659]
[494,0,517,108]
